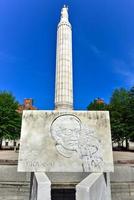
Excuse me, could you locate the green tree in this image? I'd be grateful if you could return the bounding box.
[87,98,108,110]
[127,86,134,141]
[0,91,21,149]
[109,88,130,149]
[87,89,132,150]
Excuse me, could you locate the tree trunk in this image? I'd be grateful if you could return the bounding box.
[126,139,129,150]
[0,139,2,150]
[118,141,121,148]
[13,140,17,152]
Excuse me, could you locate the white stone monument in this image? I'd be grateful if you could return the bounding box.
[55,5,73,110]
[18,110,113,173]
[18,5,113,200]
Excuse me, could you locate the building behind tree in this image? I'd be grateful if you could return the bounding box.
[2,98,37,149]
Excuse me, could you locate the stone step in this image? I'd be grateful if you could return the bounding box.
[0,187,29,193]
[112,197,134,200]
[0,182,30,200]
[0,191,29,199]
[0,193,29,200]
[0,196,29,200]
[111,182,134,200]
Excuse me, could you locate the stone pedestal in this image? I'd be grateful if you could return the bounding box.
[30,173,51,200]
[30,172,111,200]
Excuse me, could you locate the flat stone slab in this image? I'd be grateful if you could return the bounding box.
[18,110,113,172]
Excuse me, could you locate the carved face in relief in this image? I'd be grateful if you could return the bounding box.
[50,115,81,157]
[50,114,103,170]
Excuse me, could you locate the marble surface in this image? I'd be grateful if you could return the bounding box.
[55,6,73,110]
[30,173,51,200]
[18,110,114,172]
[76,173,109,200]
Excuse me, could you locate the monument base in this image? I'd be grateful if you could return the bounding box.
[30,172,111,200]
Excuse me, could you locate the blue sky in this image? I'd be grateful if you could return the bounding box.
[0,0,134,110]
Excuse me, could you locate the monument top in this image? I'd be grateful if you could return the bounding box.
[63,4,68,8]
[60,5,69,22]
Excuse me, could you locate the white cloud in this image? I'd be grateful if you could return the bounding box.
[86,43,134,87]
[113,58,134,87]
[90,45,105,58]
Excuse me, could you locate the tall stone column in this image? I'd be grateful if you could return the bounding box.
[55,5,73,110]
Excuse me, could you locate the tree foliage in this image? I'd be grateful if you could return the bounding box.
[0,91,21,148]
[127,87,134,141]
[87,87,134,149]
[87,98,108,110]
[109,88,130,147]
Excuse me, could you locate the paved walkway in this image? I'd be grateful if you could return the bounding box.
[0,150,18,160]
[113,151,134,161]
[0,150,133,163]
[113,151,134,164]
[0,150,18,164]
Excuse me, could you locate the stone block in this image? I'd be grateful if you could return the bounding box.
[18,110,113,173]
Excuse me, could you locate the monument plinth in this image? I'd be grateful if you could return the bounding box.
[18,110,113,172]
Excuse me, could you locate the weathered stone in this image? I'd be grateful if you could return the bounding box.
[18,110,113,173]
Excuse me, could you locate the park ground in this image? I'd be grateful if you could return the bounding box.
[0,150,134,165]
